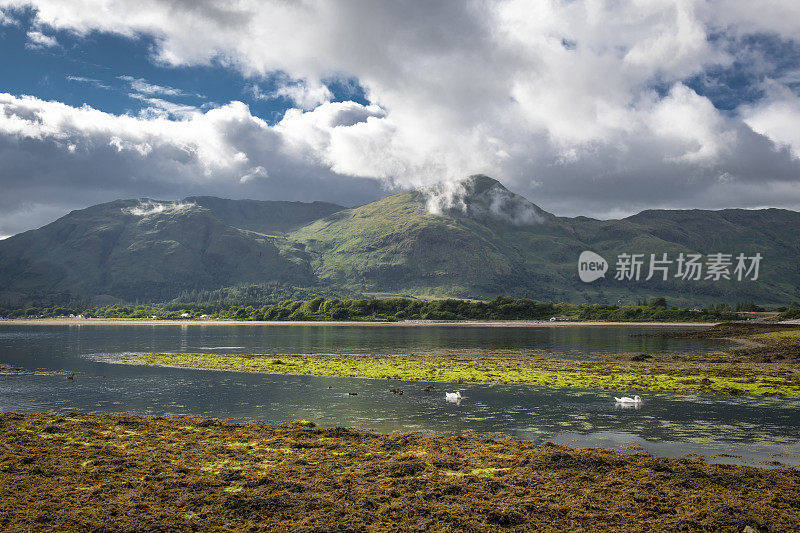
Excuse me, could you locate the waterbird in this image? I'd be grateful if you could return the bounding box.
[421,385,434,392]
[614,395,642,404]
[348,392,358,396]
[66,373,74,381]
[445,391,462,402]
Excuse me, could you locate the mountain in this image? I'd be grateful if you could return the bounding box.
[291,176,567,298]
[1,176,799,305]
[185,197,344,235]
[0,199,317,303]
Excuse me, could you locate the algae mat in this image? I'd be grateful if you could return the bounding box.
[126,351,800,397]
[1,413,798,532]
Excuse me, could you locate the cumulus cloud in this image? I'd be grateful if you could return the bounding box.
[0,93,388,235]
[741,81,800,158]
[0,0,799,234]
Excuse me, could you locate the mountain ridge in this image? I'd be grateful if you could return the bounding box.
[1,175,798,305]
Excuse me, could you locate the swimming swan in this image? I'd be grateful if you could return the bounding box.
[445,391,462,402]
[614,395,642,404]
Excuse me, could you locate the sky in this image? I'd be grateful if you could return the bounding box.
[1,1,800,238]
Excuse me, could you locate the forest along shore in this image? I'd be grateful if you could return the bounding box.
[0,318,718,327]
[122,323,800,397]
[1,413,796,532]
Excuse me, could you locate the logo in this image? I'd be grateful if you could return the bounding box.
[578,250,608,283]
[577,251,762,283]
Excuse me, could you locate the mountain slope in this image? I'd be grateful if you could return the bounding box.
[0,200,314,302]
[185,196,344,234]
[291,176,570,298]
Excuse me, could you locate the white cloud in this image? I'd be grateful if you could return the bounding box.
[0,93,266,178]
[119,75,192,97]
[66,75,111,90]
[741,81,800,159]
[647,83,736,163]
[0,92,388,235]
[124,200,195,216]
[251,79,332,110]
[128,93,198,119]
[239,165,267,183]
[0,7,17,25]
[703,0,800,40]
[0,0,799,233]
[273,81,331,110]
[25,29,58,49]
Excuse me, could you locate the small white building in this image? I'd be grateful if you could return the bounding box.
[180,312,190,318]
[549,316,570,322]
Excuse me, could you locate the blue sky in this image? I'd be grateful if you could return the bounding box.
[0,8,367,123]
[1,1,800,237]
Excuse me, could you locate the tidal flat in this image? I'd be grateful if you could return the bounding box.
[1,412,798,532]
[126,323,800,397]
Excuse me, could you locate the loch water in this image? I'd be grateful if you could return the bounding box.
[1,323,798,467]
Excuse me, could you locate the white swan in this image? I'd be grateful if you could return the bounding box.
[445,391,462,402]
[614,395,642,404]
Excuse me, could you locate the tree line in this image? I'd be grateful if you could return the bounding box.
[0,296,761,322]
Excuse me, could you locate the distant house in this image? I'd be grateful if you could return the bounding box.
[549,316,569,322]
[180,313,190,318]
[199,314,209,319]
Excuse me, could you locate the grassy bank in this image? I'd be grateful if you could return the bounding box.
[1,413,797,532]
[127,338,800,397]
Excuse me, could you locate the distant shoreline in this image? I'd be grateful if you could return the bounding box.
[0,318,717,327]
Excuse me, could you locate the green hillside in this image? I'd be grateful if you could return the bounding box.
[0,200,314,302]
[1,176,798,305]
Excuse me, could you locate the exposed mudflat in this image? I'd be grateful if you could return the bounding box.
[1,413,798,532]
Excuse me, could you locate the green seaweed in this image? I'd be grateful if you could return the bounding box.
[126,350,800,397]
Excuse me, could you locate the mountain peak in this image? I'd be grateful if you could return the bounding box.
[421,174,550,226]
[461,174,508,195]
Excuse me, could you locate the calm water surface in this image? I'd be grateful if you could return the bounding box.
[1,323,797,468]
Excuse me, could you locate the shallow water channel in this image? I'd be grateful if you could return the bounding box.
[1,323,798,467]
